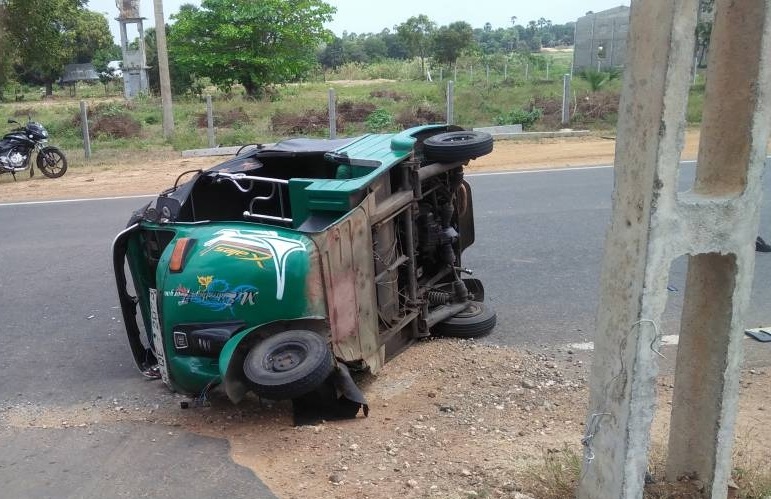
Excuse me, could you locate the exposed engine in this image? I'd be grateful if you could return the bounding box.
[415,170,464,271]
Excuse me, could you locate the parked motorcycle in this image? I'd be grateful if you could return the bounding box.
[0,118,67,180]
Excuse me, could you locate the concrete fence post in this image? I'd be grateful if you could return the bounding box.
[525,63,529,80]
[206,95,215,148]
[666,1,771,494]
[577,0,699,496]
[561,74,571,126]
[328,88,336,139]
[79,100,91,160]
[446,80,454,125]
[577,0,771,498]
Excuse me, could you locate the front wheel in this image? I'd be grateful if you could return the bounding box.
[431,301,497,338]
[36,147,68,178]
[243,330,334,400]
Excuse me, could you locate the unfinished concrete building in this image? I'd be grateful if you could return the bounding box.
[573,6,630,72]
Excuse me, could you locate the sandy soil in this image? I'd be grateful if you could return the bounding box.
[0,131,702,204]
[3,339,768,499]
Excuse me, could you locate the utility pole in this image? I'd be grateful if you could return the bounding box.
[153,0,174,138]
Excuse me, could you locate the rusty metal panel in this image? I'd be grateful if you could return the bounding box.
[310,206,381,370]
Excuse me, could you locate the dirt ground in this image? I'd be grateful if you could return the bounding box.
[3,130,768,498]
[4,339,769,498]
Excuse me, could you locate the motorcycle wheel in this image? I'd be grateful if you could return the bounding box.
[36,147,68,178]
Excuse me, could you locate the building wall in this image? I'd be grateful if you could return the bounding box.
[573,6,630,72]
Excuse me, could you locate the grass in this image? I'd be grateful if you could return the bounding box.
[515,442,771,499]
[0,54,707,173]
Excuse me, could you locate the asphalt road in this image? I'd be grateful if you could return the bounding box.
[0,163,769,498]
[463,164,771,347]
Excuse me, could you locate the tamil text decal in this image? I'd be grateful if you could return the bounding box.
[201,229,305,300]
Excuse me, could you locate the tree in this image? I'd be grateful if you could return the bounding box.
[92,44,121,95]
[4,0,113,95]
[145,27,193,96]
[395,14,436,76]
[0,3,15,100]
[70,9,113,63]
[169,0,335,97]
[695,0,715,67]
[432,21,473,64]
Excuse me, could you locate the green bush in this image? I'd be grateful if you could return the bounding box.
[365,108,394,132]
[495,108,543,129]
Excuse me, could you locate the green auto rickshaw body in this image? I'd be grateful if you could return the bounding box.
[114,124,488,401]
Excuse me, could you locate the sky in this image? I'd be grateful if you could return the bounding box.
[88,0,631,45]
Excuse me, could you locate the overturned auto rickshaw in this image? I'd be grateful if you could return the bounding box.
[113,125,496,416]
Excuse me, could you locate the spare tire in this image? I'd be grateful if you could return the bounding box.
[244,330,333,400]
[431,301,497,338]
[423,131,494,162]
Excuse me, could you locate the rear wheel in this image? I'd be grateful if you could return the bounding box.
[36,147,67,178]
[423,131,494,162]
[431,301,497,338]
[243,330,334,400]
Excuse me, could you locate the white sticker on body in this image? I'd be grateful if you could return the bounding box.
[149,288,170,387]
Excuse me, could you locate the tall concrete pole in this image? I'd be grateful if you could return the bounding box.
[153,0,174,138]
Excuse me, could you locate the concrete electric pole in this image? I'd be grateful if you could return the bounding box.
[153,0,174,138]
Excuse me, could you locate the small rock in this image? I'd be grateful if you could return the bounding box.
[329,473,344,485]
[461,468,472,476]
[427,391,437,398]
[466,491,478,497]
[406,479,418,488]
[349,443,358,451]
[521,379,536,389]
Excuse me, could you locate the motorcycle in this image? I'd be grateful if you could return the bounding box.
[0,118,68,180]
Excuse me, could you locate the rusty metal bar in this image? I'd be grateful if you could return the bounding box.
[416,161,464,181]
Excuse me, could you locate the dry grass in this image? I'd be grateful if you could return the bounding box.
[517,440,771,499]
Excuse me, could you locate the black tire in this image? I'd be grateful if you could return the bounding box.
[36,147,67,178]
[244,330,334,400]
[431,301,497,338]
[757,236,771,253]
[423,131,494,162]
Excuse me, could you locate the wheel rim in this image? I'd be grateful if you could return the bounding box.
[263,342,307,373]
[442,133,475,143]
[43,153,62,172]
[455,302,483,319]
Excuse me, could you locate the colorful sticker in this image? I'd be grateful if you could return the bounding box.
[165,275,258,314]
[201,229,305,300]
